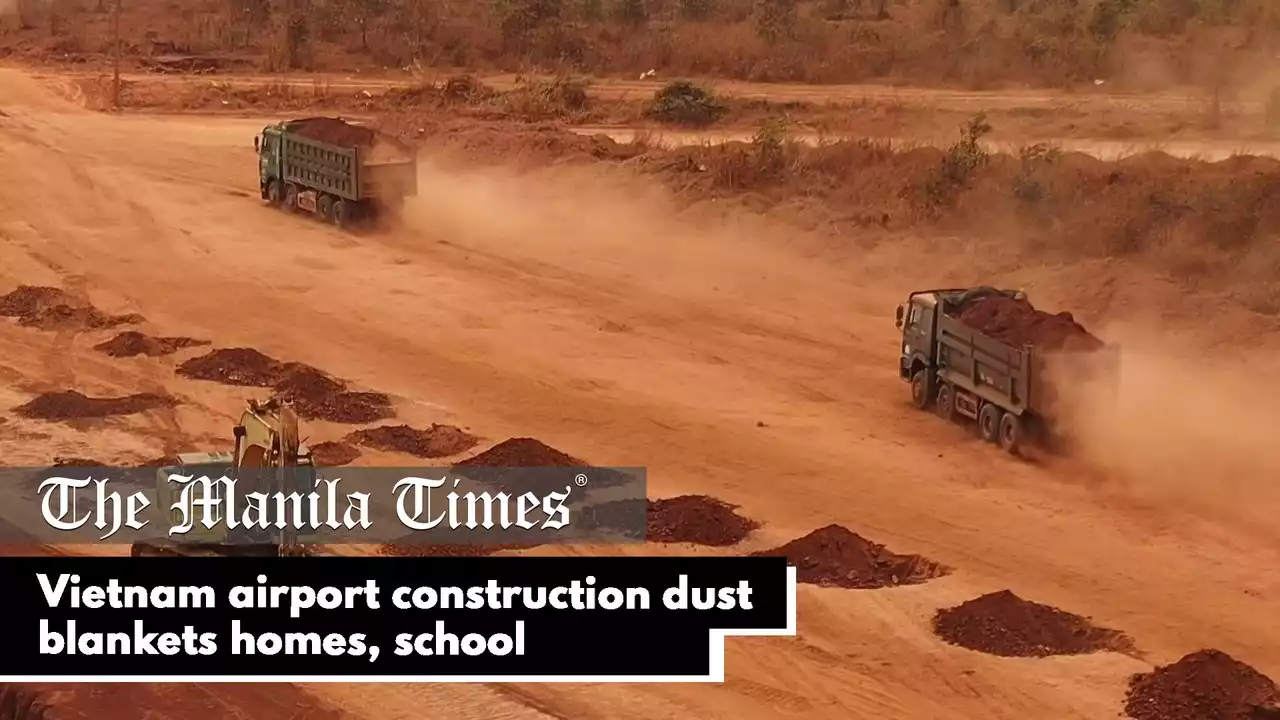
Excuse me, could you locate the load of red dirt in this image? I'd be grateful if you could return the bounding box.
[291,117,379,146]
[13,391,178,421]
[1125,649,1279,720]
[752,524,951,589]
[932,590,1135,657]
[94,331,210,358]
[176,347,284,386]
[309,441,361,466]
[647,495,759,546]
[955,291,1104,352]
[454,437,585,467]
[344,424,478,458]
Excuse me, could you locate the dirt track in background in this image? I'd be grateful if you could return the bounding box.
[0,65,1278,719]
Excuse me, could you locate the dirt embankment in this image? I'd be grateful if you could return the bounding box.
[176,348,395,423]
[932,590,1136,658]
[396,120,1280,316]
[308,441,361,466]
[752,524,950,589]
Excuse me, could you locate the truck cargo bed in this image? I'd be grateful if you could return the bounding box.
[936,312,1120,421]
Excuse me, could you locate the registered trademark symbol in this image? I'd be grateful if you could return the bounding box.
[575,474,588,486]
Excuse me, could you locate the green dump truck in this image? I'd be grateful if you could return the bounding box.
[255,116,417,227]
[895,287,1120,454]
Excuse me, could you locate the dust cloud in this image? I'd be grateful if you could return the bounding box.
[1059,329,1280,523]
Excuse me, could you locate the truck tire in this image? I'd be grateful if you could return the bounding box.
[265,180,282,205]
[998,412,1022,454]
[318,194,333,222]
[978,403,1002,443]
[332,199,349,228]
[910,371,932,410]
[284,183,299,212]
[936,384,955,421]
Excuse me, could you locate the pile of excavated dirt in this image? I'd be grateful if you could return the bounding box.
[956,293,1104,352]
[379,542,539,557]
[752,524,951,589]
[271,364,394,424]
[94,331,209,358]
[455,437,585,467]
[1125,649,1280,720]
[0,285,143,331]
[14,391,177,421]
[344,424,478,458]
[0,285,77,317]
[309,441,361,466]
[18,305,143,331]
[178,351,395,423]
[647,495,759,546]
[933,590,1135,657]
[177,347,284,386]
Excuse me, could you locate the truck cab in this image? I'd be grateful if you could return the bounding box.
[896,292,941,386]
[255,124,285,204]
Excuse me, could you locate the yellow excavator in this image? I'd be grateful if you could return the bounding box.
[130,398,316,557]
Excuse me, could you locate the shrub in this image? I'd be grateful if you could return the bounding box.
[646,80,727,126]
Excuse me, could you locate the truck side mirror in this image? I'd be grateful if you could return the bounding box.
[254,136,260,152]
[895,304,905,329]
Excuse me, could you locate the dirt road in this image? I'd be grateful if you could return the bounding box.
[29,66,1253,113]
[0,66,1277,719]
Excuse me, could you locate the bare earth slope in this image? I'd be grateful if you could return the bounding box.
[0,67,1277,719]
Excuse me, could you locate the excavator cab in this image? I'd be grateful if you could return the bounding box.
[130,398,317,557]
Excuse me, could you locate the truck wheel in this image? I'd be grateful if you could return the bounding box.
[284,183,299,212]
[318,194,334,222]
[265,180,281,205]
[910,371,932,410]
[978,403,1002,443]
[936,384,955,421]
[998,413,1022,454]
[332,199,348,228]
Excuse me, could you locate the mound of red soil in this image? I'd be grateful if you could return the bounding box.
[956,293,1103,352]
[51,456,105,466]
[18,305,143,331]
[177,348,284,386]
[454,437,585,467]
[95,331,209,358]
[0,286,78,317]
[344,424,478,458]
[1125,649,1279,720]
[933,590,1134,657]
[309,441,361,467]
[178,352,395,423]
[647,495,759,546]
[14,391,178,421]
[752,524,951,589]
[272,364,394,424]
